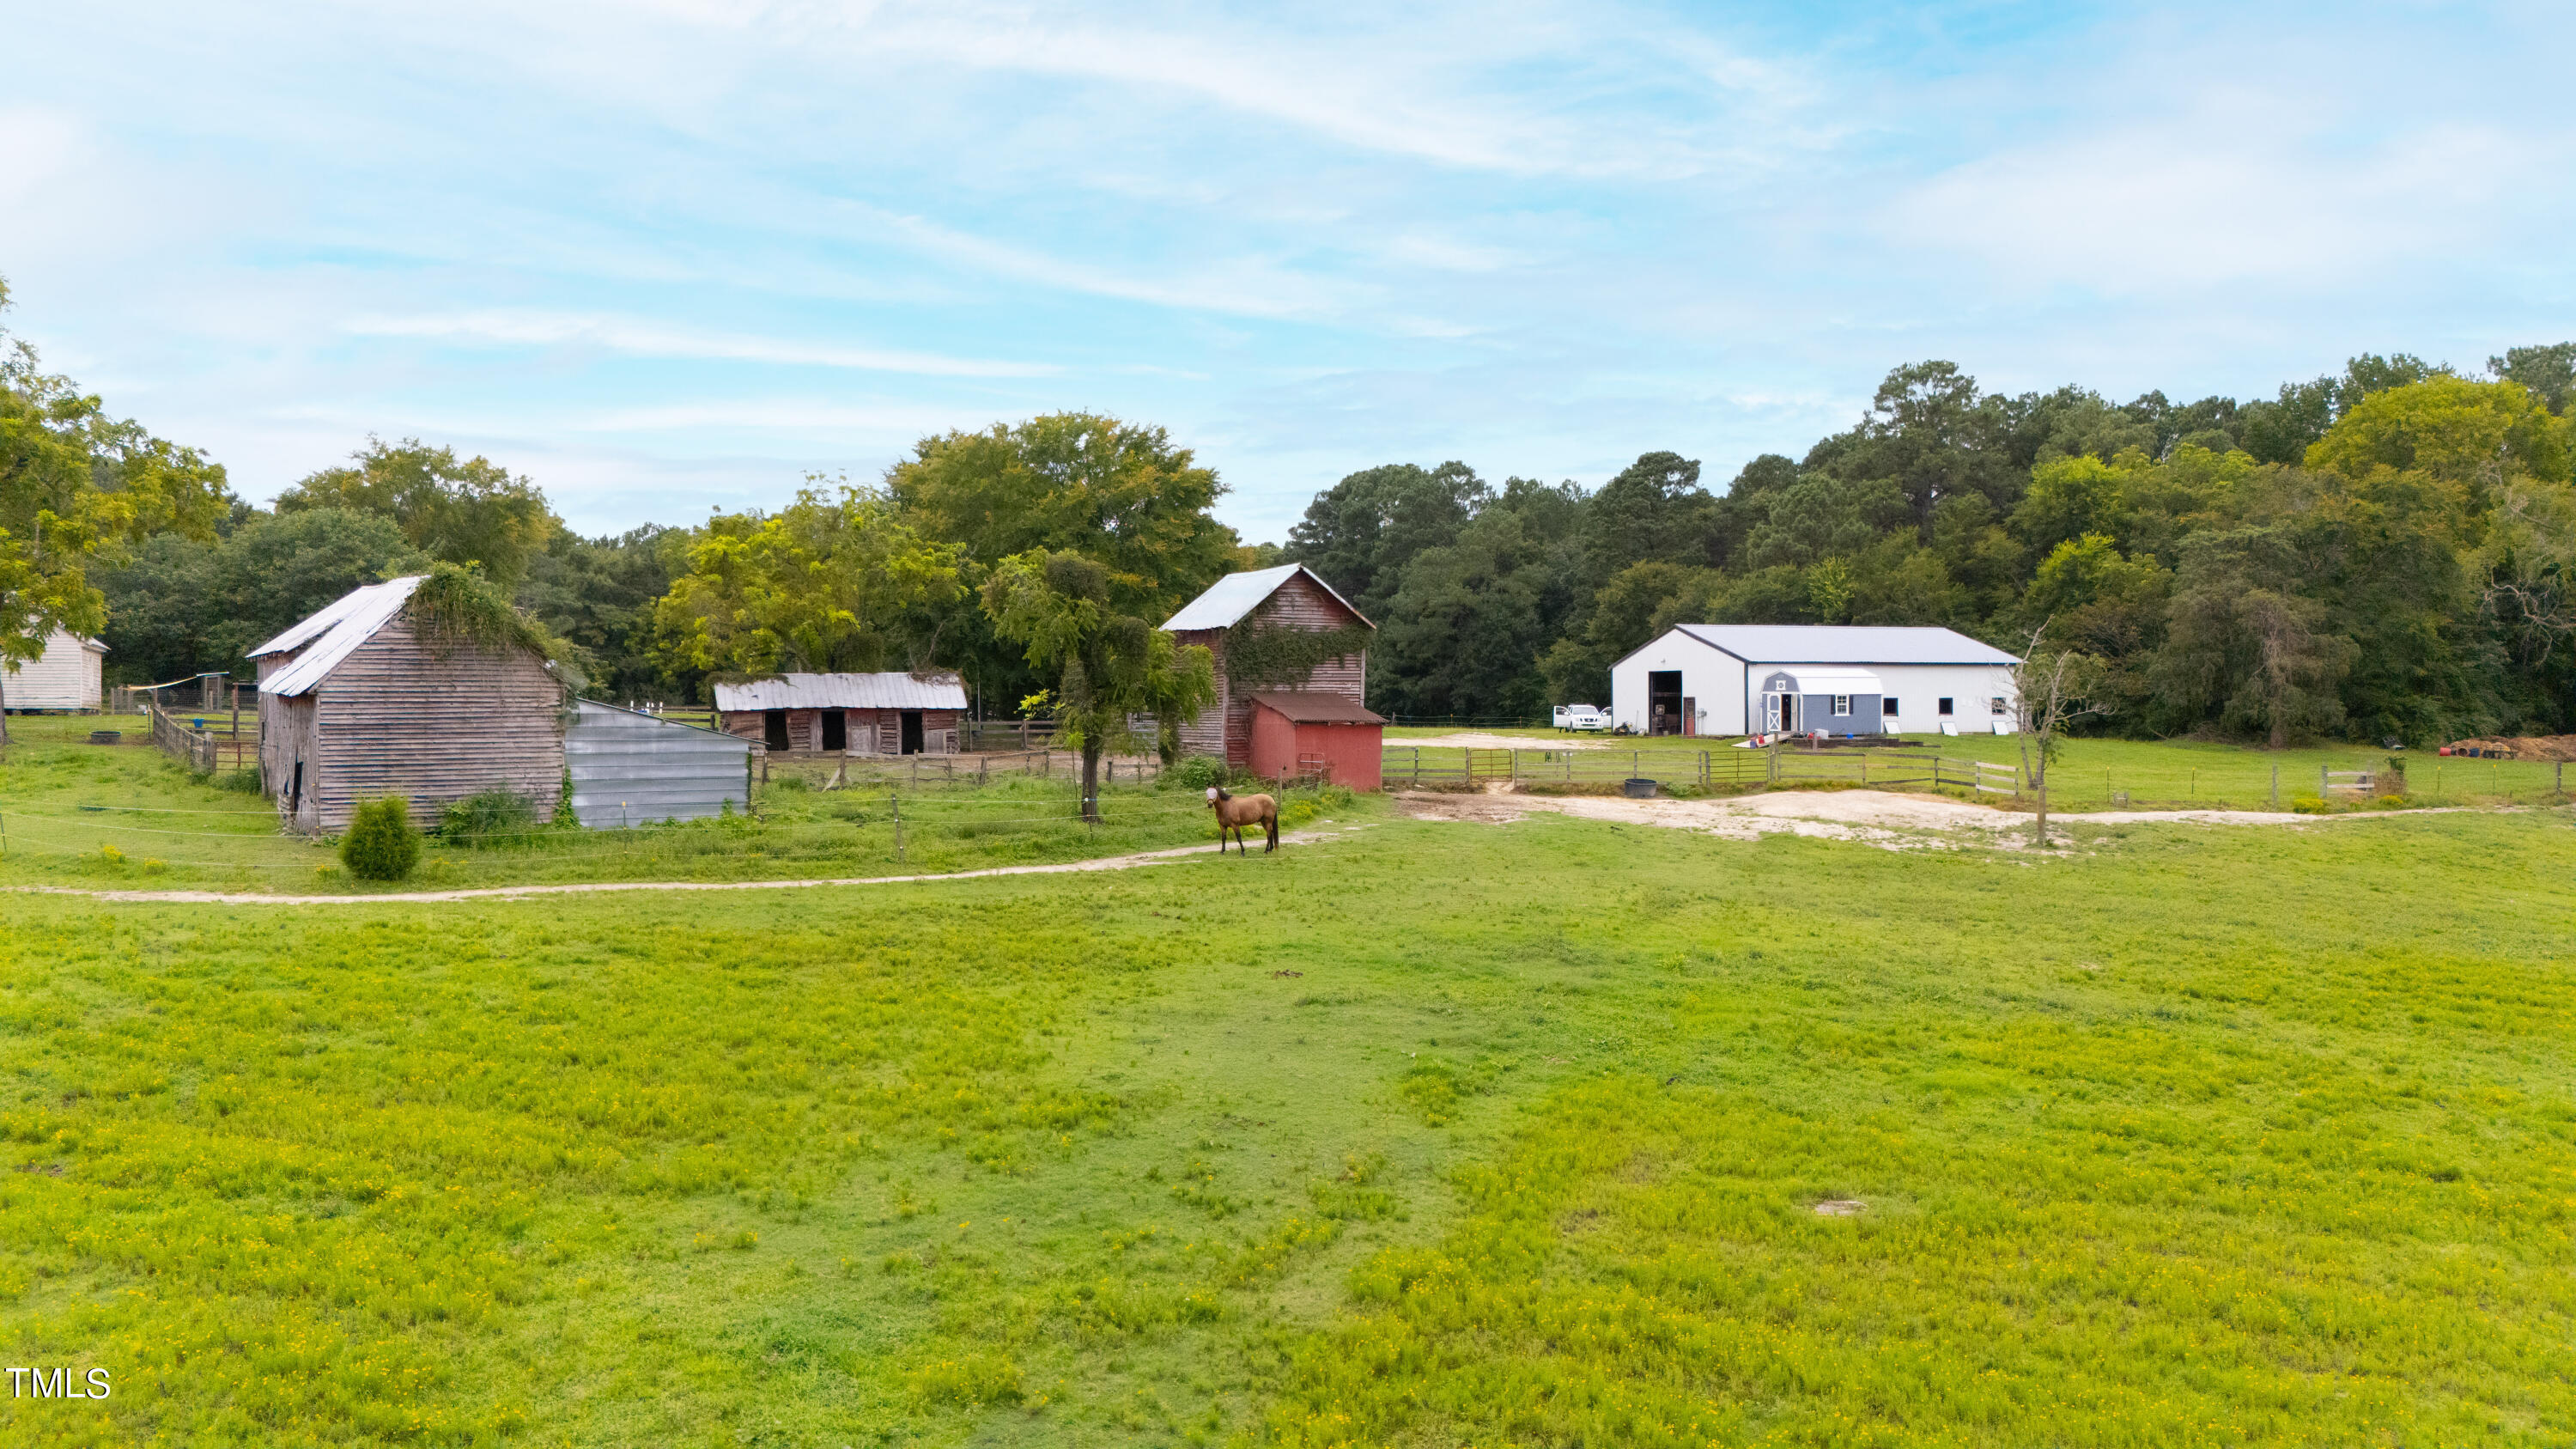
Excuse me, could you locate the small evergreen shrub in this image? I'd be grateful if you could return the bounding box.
[439,788,538,847]
[342,797,422,880]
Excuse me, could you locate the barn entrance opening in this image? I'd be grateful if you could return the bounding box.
[290,761,304,818]
[820,710,847,752]
[762,710,788,750]
[1648,671,1683,735]
[900,710,924,755]
[1765,691,1800,734]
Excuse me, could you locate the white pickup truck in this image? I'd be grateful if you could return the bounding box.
[1552,703,1613,732]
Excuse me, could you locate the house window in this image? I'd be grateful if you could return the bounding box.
[1990,697,2008,716]
[1831,694,1850,717]
[1882,697,1900,717]
[1938,697,1954,716]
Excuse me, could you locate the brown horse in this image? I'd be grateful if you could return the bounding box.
[1206,786,1279,855]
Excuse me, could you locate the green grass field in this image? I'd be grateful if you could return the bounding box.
[3,764,2571,1446]
[0,719,1295,896]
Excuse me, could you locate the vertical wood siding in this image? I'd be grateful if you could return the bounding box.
[1173,573,1370,766]
[1,631,105,710]
[303,615,565,833]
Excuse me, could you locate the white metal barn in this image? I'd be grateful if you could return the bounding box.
[2,629,107,712]
[1609,624,2021,739]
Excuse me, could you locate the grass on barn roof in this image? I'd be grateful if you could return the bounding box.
[2,799,2571,1445]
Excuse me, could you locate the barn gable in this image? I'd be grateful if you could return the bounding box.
[1160,564,1373,767]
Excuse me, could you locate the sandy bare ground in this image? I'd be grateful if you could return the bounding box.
[1,826,1364,907]
[1396,731,1617,750]
[1395,788,2440,849]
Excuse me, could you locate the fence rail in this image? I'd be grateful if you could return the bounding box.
[145,706,256,775]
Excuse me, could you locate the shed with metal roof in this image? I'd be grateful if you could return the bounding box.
[713,672,968,755]
[249,575,571,833]
[1610,624,2021,739]
[1157,564,1374,769]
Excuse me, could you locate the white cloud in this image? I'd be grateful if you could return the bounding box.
[341,309,1062,378]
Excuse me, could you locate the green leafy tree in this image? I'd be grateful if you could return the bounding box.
[2489,343,2575,416]
[653,482,963,687]
[0,279,231,739]
[97,508,426,682]
[1537,560,1713,705]
[1283,461,1488,620]
[981,550,1216,818]
[1372,480,1586,720]
[277,437,557,591]
[1582,452,1717,586]
[518,525,683,702]
[890,412,1238,623]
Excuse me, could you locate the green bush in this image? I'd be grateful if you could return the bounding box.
[1167,755,1229,792]
[213,768,262,793]
[341,797,422,880]
[438,788,539,847]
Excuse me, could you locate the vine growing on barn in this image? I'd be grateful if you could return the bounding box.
[1220,606,1372,690]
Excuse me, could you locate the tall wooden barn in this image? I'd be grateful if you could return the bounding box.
[2,629,107,712]
[251,575,569,833]
[1159,563,1383,783]
[714,673,968,754]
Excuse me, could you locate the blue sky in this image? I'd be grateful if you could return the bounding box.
[1,1,2567,541]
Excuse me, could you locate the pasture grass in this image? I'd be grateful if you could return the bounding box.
[3,797,2572,1445]
[0,718,1334,894]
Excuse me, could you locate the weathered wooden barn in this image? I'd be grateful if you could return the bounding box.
[251,575,568,833]
[2,629,106,712]
[1160,563,1376,770]
[714,673,967,754]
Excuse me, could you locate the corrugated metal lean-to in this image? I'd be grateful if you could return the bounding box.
[564,699,752,828]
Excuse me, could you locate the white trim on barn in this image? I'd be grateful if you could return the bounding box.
[1609,624,2020,738]
[3,630,108,711]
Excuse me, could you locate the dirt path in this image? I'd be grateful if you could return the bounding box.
[1396,788,2452,849]
[2,827,1366,907]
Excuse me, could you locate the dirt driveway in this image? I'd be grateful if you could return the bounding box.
[1394,788,2423,849]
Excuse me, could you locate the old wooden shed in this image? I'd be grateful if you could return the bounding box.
[714,673,968,754]
[251,575,568,833]
[1159,563,1374,770]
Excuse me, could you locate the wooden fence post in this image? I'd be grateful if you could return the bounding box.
[2270,762,2279,808]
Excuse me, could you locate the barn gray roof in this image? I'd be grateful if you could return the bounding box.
[1160,563,1373,631]
[712,673,968,712]
[1662,624,2020,667]
[254,575,427,697]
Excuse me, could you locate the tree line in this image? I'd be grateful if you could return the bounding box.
[1284,352,2576,743]
[8,269,2570,747]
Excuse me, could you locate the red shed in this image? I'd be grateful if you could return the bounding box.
[1246,691,1386,789]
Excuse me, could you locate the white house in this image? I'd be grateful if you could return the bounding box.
[1609,624,2020,739]
[1,629,107,712]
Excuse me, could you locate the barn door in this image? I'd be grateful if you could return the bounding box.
[820,710,847,752]
[1680,697,1695,736]
[900,711,925,755]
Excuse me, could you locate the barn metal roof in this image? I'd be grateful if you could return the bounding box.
[712,672,968,712]
[256,576,426,697]
[1662,624,2020,667]
[1246,691,1387,725]
[1756,666,1884,690]
[1160,563,1373,631]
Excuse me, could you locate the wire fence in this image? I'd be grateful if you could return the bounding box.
[1379,744,2576,809]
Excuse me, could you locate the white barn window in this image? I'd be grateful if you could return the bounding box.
[1882,698,1899,717]
[1938,697,1953,715]
[1831,694,1850,716]
[1990,696,2008,716]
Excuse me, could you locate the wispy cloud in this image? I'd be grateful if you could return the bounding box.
[341,309,1061,378]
